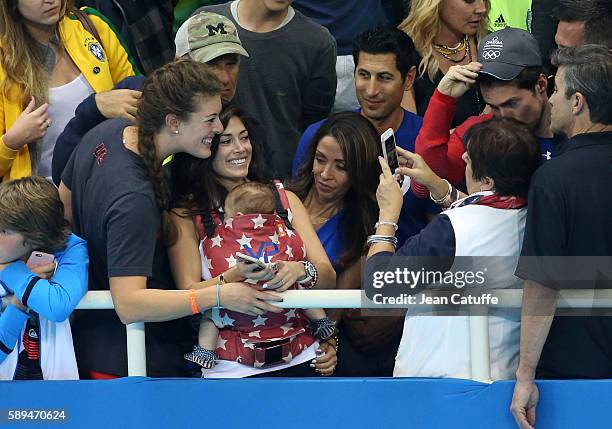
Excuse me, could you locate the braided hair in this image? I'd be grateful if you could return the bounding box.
[136,59,222,211]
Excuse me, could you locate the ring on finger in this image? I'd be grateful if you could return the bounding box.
[46,119,52,128]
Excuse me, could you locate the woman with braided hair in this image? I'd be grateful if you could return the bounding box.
[59,59,285,379]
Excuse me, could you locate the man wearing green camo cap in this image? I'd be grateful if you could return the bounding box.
[175,11,249,101]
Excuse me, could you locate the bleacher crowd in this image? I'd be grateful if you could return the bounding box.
[0,1,610,428]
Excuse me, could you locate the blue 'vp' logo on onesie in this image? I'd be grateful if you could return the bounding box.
[243,242,279,262]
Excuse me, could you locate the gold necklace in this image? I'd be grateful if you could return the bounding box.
[433,35,469,63]
[433,34,468,53]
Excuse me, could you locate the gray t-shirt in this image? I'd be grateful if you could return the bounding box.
[198,2,337,178]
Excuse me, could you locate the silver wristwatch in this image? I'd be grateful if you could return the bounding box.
[297,261,318,288]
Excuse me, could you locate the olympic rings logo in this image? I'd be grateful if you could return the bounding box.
[482,50,501,60]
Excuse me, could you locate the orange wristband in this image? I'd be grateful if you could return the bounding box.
[188,289,199,315]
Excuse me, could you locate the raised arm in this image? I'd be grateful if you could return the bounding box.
[412,63,483,198]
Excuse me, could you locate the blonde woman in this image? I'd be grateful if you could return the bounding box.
[399,0,488,126]
[0,0,139,181]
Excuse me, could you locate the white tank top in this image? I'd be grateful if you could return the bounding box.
[394,197,526,380]
[35,74,94,179]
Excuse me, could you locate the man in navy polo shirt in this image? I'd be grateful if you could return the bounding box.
[511,45,612,429]
[292,25,432,248]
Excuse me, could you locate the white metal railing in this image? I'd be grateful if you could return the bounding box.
[75,291,146,376]
[73,289,612,379]
[75,290,363,376]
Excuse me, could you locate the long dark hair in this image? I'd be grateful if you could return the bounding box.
[288,112,381,269]
[170,103,270,215]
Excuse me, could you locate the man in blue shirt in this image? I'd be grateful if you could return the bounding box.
[293,25,435,247]
[292,26,432,377]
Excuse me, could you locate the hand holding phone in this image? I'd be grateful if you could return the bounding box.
[235,252,267,272]
[26,251,56,279]
[380,128,403,184]
[26,251,55,269]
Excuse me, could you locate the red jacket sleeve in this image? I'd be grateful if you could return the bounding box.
[412,89,492,198]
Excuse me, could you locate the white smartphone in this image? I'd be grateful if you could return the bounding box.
[380,128,400,173]
[235,253,267,272]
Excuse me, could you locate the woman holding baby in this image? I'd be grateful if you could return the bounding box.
[168,104,338,377]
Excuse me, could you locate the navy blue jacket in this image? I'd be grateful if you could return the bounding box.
[52,76,144,185]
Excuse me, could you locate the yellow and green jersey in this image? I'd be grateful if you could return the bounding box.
[488,0,532,32]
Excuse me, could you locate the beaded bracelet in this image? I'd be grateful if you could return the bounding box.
[441,186,459,208]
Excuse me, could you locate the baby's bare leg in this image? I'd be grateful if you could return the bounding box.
[303,308,326,320]
[184,310,220,369]
[198,317,220,350]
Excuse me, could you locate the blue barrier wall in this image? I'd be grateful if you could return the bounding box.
[2,378,612,428]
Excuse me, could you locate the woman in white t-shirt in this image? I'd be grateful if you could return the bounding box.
[0,0,139,181]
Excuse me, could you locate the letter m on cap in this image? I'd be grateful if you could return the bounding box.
[206,23,228,36]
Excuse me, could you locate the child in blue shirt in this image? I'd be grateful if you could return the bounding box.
[0,177,88,379]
